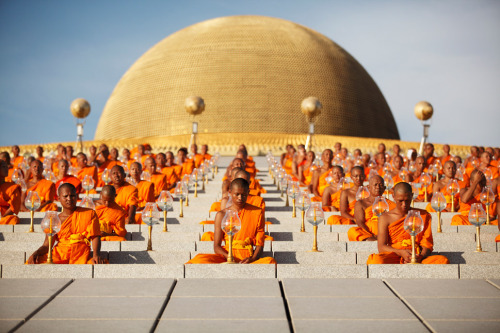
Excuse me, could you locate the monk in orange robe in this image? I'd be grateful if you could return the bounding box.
[55,159,82,198]
[65,146,78,168]
[291,145,306,181]
[187,178,275,264]
[309,149,334,200]
[495,203,500,242]
[298,151,315,186]
[451,169,498,225]
[425,160,462,213]
[236,149,257,178]
[201,144,212,163]
[282,146,295,175]
[388,155,411,184]
[367,152,386,178]
[190,144,204,168]
[412,156,433,201]
[95,185,127,241]
[348,175,396,241]
[35,146,45,163]
[156,153,180,191]
[221,158,246,195]
[464,146,480,170]
[27,183,105,264]
[21,160,57,212]
[0,151,17,182]
[76,153,98,188]
[440,144,452,164]
[476,151,498,180]
[11,145,24,169]
[367,182,449,264]
[328,166,365,225]
[177,147,195,177]
[96,144,121,187]
[423,143,438,173]
[111,165,139,225]
[0,160,21,224]
[144,157,168,198]
[129,162,154,224]
[322,165,345,211]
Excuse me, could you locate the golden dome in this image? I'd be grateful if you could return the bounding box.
[95,15,399,140]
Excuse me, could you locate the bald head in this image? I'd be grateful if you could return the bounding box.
[58,182,77,196]
[234,169,251,182]
[230,167,244,179]
[231,158,245,169]
[393,182,412,195]
[230,178,250,192]
[101,185,116,197]
[0,151,11,164]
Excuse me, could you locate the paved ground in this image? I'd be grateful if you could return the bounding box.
[1,278,500,333]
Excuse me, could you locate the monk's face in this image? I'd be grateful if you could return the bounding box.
[378,144,386,153]
[59,187,77,210]
[156,154,166,167]
[0,160,8,178]
[58,161,69,176]
[77,155,87,168]
[306,152,315,162]
[36,146,43,156]
[393,156,403,171]
[177,150,186,163]
[368,176,385,197]
[66,146,73,156]
[415,157,425,172]
[393,190,412,214]
[331,167,344,183]
[110,148,118,160]
[341,148,348,158]
[100,193,115,207]
[111,167,125,185]
[129,163,142,179]
[201,145,208,155]
[12,146,20,156]
[191,144,197,154]
[90,146,96,154]
[322,150,333,164]
[166,153,174,165]
[122,149,130,159]
[229,185,249,208]
[393,145,400,155]
[30,161,43,177]
[480,152,491,165]
[334,143,341,152]
[424,144,434,158]
[58,146,65,155]
[351,168,365,187]
[471,146,478,157]
[138,145,145,155]
[353,149,361,157]
[375,153,385,166]
[144,158,156,174]
[443,145,450,154]
[452,156,462,165]
[443,161,456,179]
[232,159,244,169]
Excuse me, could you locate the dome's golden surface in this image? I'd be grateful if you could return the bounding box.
[95,15,399,141]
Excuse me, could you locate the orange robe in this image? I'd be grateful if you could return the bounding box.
[0,182,21,224]
[194,154,205,168]
[77,165,98,188]
[150,173,168,197]
[451,193,498,225]
[97,160,121,187]
[302,167,313,186]
[55,175,82,199]
[322,190,341,211]
[367,211,449,264]
[283,157,293,175]
[348,201,397,241]
[12,156,24,169]
[187,203,275,264]
[115,182,139,212]
[133,180,154,224]
[161,166,180,190]
[317,168,333,198]
[30,207,101,264]
[95,202,127,241]
[245,158,258,177]
[328,196,356,225]
[28,179,58,212]
[413,174,433,201]
[181,160,195,177]
[425,186,460,213]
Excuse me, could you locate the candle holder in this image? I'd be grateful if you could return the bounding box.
[480,187,495,225]
[174,182,188,218]
[102,168,111,185]
[431,192,446,233]
[296,191,311,232]
[157,190,173,232]
[191,169,200,198]
[372,196,390,217]
[287,181,300,218]
[356,186,370,201]
[221,209,241,264]
[82,175,94,197]
[306,202,324,252]
[40,211,61,264]
[383,175,394,200]
[280,178,289,205]
[403,210,424,264]
[469,203,487,252]
[447,179,460,212]
[420,173,432,202]
[11,169,23,184]
[411,182,421,207]
[25,191,41,233]
[142,203,160,251]
[79,195,95,210]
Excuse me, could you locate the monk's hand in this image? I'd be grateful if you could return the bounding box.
[398,249,412,264]
[92,255,105,265]
[28,252,39,264]
[415,254,424,263]
[239,257,254,264]
[471,170,484,184]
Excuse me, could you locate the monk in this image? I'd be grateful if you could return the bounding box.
[464,146,480,169]
[144,157,168,198]
[177,147,195,177]
[292,145,306,181]
[282,146,295,175]
[76,153,98,187]
[27,183,104,264]
[367,182,450,264]
[190,144,204,168]
[110,148,120,162]
[222,158,246,195]
[412,156,433,201]
[495,203,500,242]
[35,146,45,162]
[328,166,365,225]
[309,149,334,200]
[372,152,386,176]
[201,144,212,162]
[281,144,294,166]
[95,185,128,241]
[55,159,82,198]
[111,165,139,225]
[65,146,78,167]
[187,178,276,264]
[122,148,133,169]
[298,151,315,186]
[440,144,452,164]
[236,149,257,178]
[423,143,436,171]
[477,151,498,180]
[0,151,16,182]
[425,160,462,213]
[321,165,345,211]
[156,153,179,191]
[451,169,497,225]
[388,155,411,183]
[96,144,121,187]
[11,145,24,169]
[21,160,57,212]
[129,162,154,223]
[0,160,21,224]
[348,175,396,241]
[88,145,98,166]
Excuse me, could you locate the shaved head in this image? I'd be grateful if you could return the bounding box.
[101,185,116,197]
[234,169,250,182]
[58,182,76,195]
[393,182,412,195]
[230,178,250,191]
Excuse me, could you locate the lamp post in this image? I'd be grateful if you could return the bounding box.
[185,96,205,148]
[301,97,322,151]
[414,101,433,155]
[70,98,91,153]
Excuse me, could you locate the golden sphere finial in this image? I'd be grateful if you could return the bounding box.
[185,96,205,116]
[301,97,322,121]
[414,101,433,121]
[70,98,91,119]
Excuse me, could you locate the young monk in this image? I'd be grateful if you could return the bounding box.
[27,183,105,264]
[440,144,452,164]
[177,147,195,177]
[328,166,365,225]
[144,157,168,198]
[21,160,57,212]
[190,144,204,168]
[129,162,154,223]
[451,169,497,225]
[425,160,462,213]
[187,178,275,264]
[111,165,139,225]
[412,156,433,201]
[95,185,128,241]
[292,145,306,181]
[35,146,45,162]
[156,153,179,191]
[0,160,21,224]
[367,182,449,264]
[65,146,78,167]
[321,165,345,212]
[96,144,121,187]
[11,145,24,169]
[298,151,315,186]
[76,153,98,187]
[201,145,211,162]
[309,149,334,200]
[423,143,437,171]
[388,155,411,183]
[55,159,82,197]
[348,175,396,241]
[0,152,16,182]
[477,151,498,180]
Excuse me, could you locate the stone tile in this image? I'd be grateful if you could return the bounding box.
[0,297,51,320]
[432,241,497,252]
[185,264,275,278]
[0,320,23,333]
[271,241,346,252]
[282,278,393,297]
[368,264,459,279]
[457,225,499,234]
[426,320,500,333]
[277,265,367,278]
[108,251,191,264]
[93,264,184,278]
[172,279,281,297]
[14,219,44,228]
[0,241,41,252]
[196,241,272,252]
[18,212,45,218]
[124,224,141,232]
[32,296,166,319]
[273,252,355,264]
[356,252,373,265]
[406,298,500,320]
[0,225,14,233]
[0,251,26,265]
[433,232,474,244]
[385,279,500,297]
[437,252,500,264]
[151,224,203,233]
[0,232,49,241]
[293,319,427,333]
[120,240,195,252]
[2,265,93,278]
[130,231,200,241]
[488,279,500,289]
[347,242,378,252]
[0,278,71,296]
[330,225,355,233]
[460,265,500,279]
[59,278,175,297]
[161,297,286,319]
[267,224,331,233]
[100,241,120,251]
[269,232,338,242]
[413,202,428,209]
[287,297,415,320]
[156,319,290,333]
[479,233,499,243]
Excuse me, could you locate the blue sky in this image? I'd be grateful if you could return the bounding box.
[1,0,499,147]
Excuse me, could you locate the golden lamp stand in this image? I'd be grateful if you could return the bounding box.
[485,205,491,225]
[424,187,428,202]
[409,235,420,264]
[300,209,306,232]
[307,225,321,252]
[223,234,237,264]
[475,226,485,252]
[194,182,198,197]
[162,210,168,232]
[436,211,442,233]
[185,194,189,207]
[285,192,289,207]
[147,225,153,251]
[28,209,35,233]
[179,199,184,218]
[44,219,54,264]
[292,198,296,218]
